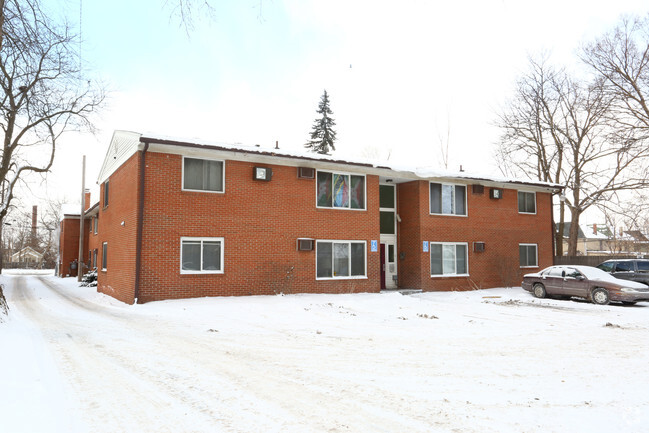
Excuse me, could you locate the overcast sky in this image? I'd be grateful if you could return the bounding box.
[21,0,649,222]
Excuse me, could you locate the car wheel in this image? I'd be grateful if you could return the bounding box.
[532,283,546,299]
[591,288,610,305]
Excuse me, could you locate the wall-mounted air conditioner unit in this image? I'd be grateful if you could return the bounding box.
[297,238,314,251]
[297,167,315,179]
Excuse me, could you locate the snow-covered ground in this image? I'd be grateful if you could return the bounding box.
[1,272,648,433]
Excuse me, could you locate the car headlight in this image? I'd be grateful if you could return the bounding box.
[620,288,638,293]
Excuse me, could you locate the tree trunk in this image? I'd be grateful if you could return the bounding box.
[555,200,565,256]
[568,209,582,256]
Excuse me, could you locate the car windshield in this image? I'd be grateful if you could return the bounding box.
[575,266,631,283]
[596,262,614,272]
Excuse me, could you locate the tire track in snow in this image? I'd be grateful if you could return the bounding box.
[17,276,444,433]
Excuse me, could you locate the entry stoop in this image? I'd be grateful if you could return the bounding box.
[381,288,423,295]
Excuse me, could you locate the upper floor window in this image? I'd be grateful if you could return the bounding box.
[103,181,109,207]
[183,157,224,193]
[430,242,468,276]
[519,243,538,268]
[317,171,365,210]
[518,191,536,214]
[430,183,466,216]
[93,216,98,234]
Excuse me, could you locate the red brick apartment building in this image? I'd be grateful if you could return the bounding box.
[58,130,560,304]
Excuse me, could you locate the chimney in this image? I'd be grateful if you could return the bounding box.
[593,224,597,235]
[275,140,279,150]
[84,189,91,211]
[31,205,37,247]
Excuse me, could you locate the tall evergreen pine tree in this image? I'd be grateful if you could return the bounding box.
[305,90,337,154]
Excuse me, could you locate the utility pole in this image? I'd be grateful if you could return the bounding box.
[78,155,85,282]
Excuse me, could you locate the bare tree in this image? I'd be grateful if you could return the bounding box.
[496,56,649,256]
[496,56,567,254]
[436,109,452,170]
[0,0,103,253]
[582,15,649,143]
[163,0,216,33]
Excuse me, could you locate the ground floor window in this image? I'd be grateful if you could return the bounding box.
[92,249,98,268]
[519,243,538,267]
[430,242,468,276]
[181,237,224,273]
[316,240,366,279]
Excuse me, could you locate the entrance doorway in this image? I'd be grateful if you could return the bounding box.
[379,183,397,289]
[381,241,397,289]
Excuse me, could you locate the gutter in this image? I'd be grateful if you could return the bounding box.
[133,142,149,304]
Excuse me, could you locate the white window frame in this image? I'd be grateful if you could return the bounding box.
[519,243,538,268]
[430,242,469,277]
[181,156,226,194]
[180,237,225,274]
[315,240,367,280]
[101,242,108,271]
[429,182,467,217]
[518,191,537,214]
[380,183,397,235]
[93,216,98,234]
[315,170,367,211]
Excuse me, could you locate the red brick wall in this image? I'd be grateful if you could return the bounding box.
[137,153,381,302]
[95,153,140,304]
[87,215,101,269]
[58,217,87,277]
[396,180,423,289]
[396,181,554,291]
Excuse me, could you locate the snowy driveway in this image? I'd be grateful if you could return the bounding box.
[2,274,649,433]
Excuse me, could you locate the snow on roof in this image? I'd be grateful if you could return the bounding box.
[137,131,563,191]
[580,224,610,240]
[61,203,81,217]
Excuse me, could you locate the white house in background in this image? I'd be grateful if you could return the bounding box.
[11,246,44,266]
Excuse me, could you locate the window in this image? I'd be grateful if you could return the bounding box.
[519,244,538,267]
[430,183,466,216]
[103,181,109,207]
[380,184,396,235]
[430,242,468,276]
[518,191,536,214]
[102,242,108,270]
[181,237,224,273]
[316,241,366,279]
[596,261,614,273]
[183,157,224,192]
[316,171,365,210]
[614,261,633,272]
[93,216,98,234]
[92,249,98,268]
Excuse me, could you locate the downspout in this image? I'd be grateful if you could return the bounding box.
[133,142,149,304]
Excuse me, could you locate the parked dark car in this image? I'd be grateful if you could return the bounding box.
[522,265,649,305]
[596,259,649,286]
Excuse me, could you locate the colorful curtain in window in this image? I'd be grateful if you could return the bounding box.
[333,174,349,208]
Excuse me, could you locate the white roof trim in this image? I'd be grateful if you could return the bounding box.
[96,130,563,192]
[97,130,142,184]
